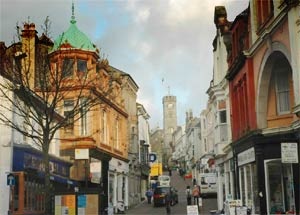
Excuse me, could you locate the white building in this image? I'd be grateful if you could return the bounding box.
[209,6,233,210]
[137,103,151,202]
[185,111,201,178]
[172,125,186,170]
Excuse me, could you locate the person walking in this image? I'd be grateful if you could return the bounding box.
[145,188,153,204]
[186,185,192,205]
[165,192,171,214]
[193,177,197,186]
[192,185,200,206]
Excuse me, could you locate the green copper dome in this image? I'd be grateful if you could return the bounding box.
[50,17,97,53]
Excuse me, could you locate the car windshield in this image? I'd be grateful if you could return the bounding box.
[159,176,170,181]
[154,187,170,194]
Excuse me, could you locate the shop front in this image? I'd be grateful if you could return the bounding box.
[233,131,299,214]
[108,157,129,213]
[215,147,235,211]
[10,144,77,215]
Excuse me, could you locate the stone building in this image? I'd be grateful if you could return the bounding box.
[162,95,177,167]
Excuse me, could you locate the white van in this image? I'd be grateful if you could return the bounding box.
[157,175,171,186]
[199,173,217,197]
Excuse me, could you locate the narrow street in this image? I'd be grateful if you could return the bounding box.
[126,170,218,215]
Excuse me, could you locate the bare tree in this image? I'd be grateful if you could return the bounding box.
[0,21,113,214]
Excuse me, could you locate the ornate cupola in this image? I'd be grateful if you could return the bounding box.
[50,2,98,53]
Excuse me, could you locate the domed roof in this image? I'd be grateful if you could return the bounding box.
[50,5,97,53]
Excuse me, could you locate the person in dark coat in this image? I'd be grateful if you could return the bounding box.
[186,185,192,205]
[165,192,171,214]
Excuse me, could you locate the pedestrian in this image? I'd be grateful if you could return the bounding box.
[193,177,197,186]
[192,185,200,206]
[186,185,192,205]
[168,168,172,176]
[145,188,153,204]
[165,192,171,214]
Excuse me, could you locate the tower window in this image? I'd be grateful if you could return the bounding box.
[62,58,74,78]
[168,103,173,108]
[77,59,87,73]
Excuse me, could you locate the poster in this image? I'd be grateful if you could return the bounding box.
[187,205,199,215]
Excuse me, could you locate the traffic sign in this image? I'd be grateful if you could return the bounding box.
[149,153,157,162]
[7,174,15,186]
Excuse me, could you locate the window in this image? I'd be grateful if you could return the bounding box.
[256,0,274,29]
[266,160,295,214]
[62,58,74,78]
[114,118,119,149]
[168,103,173,108]
[77,59,87,73]
[275,70,290,114]
[80,98,88,136]
[219,110,227,123]
[64,100,74,133]
[101,110,107,144]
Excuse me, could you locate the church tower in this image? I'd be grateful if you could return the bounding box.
[162,94,177,166]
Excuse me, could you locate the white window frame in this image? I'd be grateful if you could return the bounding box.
[275,68,290,115]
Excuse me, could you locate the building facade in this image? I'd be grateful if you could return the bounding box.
[209,6,234,210]
[0,6,142,213]
[226,0,300,214]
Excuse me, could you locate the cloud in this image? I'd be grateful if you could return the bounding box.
[0,0,249,129]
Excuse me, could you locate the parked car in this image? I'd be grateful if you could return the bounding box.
[153,186,178,207]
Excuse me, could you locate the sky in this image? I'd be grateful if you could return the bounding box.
[0,0,249,129]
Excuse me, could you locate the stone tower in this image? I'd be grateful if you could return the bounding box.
[162,95,177,166]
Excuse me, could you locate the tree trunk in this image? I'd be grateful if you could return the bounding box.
[43,135,52,214]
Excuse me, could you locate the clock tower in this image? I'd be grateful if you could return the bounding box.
[162,95,177,166]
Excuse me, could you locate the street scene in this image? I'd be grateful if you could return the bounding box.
[126,170,217,215]
[0,0,300,215]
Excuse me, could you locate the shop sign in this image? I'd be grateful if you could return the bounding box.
[149,153,157,162]
[237,147,255,166]
[75,149,89,160]
[7,174,15,186]
[281,142,298,163]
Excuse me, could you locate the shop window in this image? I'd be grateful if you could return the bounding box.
[109,173,115,207]
[265,160,295,214]
[239,164,258,213]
